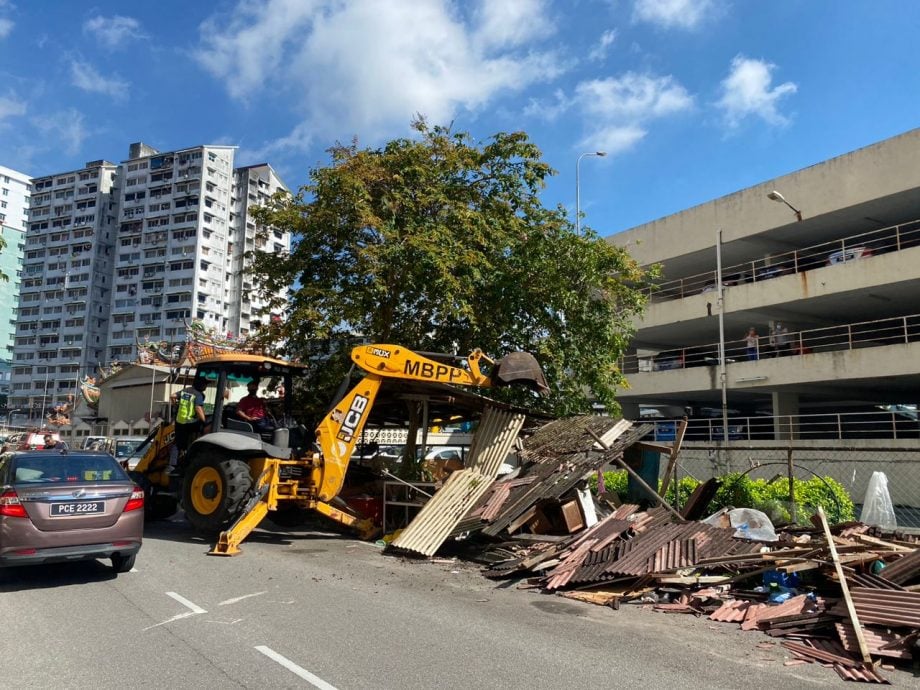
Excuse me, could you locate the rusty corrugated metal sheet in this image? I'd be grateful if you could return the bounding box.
[849,572,907,591]
[835,623,914,660]
[545,540,598,590]
[877,548,920,585]
[839,587,920,627]
[833,664,890,684]
[648,538,697,572]
[390,469,495,556]
[709,600,751,622]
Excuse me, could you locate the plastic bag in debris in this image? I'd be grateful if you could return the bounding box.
[702,507,778,542]
[859,471,897,530]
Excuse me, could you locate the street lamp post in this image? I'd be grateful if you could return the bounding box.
[716,227,730,469]
[767,190,803,222]
[575,151,607,234]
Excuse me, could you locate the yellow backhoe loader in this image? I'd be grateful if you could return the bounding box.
[130,343,546,555]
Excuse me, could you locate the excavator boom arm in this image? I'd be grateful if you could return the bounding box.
[351,344,493,386]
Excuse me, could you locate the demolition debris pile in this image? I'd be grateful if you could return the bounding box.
[388,415,920,685]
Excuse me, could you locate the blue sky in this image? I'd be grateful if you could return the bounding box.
[0,0,918,235]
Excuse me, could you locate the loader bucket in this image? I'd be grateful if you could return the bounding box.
[491,352,549,394]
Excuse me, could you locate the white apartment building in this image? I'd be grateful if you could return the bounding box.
[0,164,31,378]
[8,143,290,416]
[10,160,119,414]
[610,128,920,441]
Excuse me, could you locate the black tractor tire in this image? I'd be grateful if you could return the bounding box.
[130,472,179,521]
[181,451,253,534]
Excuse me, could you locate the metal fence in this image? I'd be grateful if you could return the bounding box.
[646,216,920,302]
[621,310,920,374]
[663,444,920,530]
[646,412,920,442]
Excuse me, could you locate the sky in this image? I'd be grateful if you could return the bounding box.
[0,0,919,236]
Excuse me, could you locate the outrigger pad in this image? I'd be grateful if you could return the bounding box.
[492,352,549,394]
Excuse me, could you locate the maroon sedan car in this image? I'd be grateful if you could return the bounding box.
[0,449,143,573]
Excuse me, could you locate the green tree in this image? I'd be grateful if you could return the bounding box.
[249,119,654,421]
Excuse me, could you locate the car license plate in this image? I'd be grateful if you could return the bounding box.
[50,501,104,516]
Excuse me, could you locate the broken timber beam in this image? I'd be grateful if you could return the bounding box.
[588,428,686,523]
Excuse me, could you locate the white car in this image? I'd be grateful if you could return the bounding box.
[827,246,872,265]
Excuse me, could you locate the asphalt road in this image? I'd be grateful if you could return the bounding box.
[1,517,916,689]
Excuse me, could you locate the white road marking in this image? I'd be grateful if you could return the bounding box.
[143,592,209,631]
[166,591,207,614]
[204,618,243,625]
[143,611,196,631]
[256,646,338,690]
[130,567,139,573]
[218,591,267,606]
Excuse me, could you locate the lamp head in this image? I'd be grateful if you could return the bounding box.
[767,190,785,202]
[596,151,607,157]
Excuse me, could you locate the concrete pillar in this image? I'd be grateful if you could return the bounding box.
[619,402,641,421]
[772,392,800,440]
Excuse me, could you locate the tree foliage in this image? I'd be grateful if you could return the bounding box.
[249,119,654,420]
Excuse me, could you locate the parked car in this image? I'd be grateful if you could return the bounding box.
[111,436,148,470]
[827,246,873,265]
[0,449,143,572]
[13,431,62,450]
[81,435,109,450]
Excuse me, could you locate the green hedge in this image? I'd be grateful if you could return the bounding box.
[588,470,855,525]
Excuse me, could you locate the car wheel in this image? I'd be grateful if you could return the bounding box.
[111,552,136,573]
[181,451,253,534]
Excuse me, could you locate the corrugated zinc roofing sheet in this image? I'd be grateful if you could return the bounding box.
[390,469,495,556]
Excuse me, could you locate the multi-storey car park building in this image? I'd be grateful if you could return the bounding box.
[610,127,920,442]
[0,165,31,398]
[8,143,290,417]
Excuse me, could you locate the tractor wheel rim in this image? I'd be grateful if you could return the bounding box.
[190,466,222,515]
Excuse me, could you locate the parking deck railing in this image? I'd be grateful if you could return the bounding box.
[647,217,920,302]
[621,311,920,374]
[645,410,920,443]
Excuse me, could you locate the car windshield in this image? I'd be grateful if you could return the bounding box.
[114,440,143,458]
[11,454,129,484]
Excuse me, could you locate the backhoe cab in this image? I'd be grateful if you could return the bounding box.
[130,345,547,556]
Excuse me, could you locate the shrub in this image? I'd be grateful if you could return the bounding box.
[711,473,855,525]
[589,469,855,525]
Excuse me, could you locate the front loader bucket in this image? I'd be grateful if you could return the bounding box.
[491,352,549,394]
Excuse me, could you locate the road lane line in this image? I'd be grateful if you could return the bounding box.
[255,646,338,690]
[218,591,267,606]
[143,611,196,631]
[166,591,207,614]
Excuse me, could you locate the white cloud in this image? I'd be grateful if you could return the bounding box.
[579,124,647,155]
[576,73,693,119]
[0,18,13,39]
[716,55,797,128]
[633,0,715,30]
[576,73,693,152]
[195,0,565,154]
[0,93,26,123]
[588,29,617,62]
[471,0,554,50]
[33,109,87,155]
[70,59,130,100]
[528,72,693,155]
[83,15,144,49]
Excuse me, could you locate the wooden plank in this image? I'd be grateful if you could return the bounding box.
[588,428,686,522]
[852,534,913,552]
[657,418,687,499]
[817,506,874,667]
